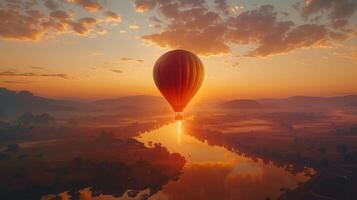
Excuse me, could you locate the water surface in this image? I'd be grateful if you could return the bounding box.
[135,121,312,200]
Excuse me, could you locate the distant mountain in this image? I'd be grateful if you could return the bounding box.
[92,95,169,112]
[220,99,269,110]
[0,88,89,119]
[0,88,169,119]
[258,95,357,109]
[220,95,357,111]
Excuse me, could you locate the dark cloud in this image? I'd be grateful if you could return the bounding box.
[299,0,357,29]
[111,69,123,73]
[0,71,36,77]
[40,73,68,78]
[0,71,68,79]
[135,0,356,57]
[214,0,230,15]
[44,0,59,11]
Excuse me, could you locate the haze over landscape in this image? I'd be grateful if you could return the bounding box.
[1,0,357,200]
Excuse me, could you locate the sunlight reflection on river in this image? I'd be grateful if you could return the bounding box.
[133,120,312,200]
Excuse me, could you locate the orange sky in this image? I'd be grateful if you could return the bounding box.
[0,0,356,100]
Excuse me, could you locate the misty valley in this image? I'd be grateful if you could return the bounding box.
[1,88,357,200]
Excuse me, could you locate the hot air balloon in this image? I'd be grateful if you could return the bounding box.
[153,49,204,120]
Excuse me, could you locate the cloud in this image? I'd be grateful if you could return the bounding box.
[148,16,163,28]
[68,0,103,12]
[41,10,72,33]
[71,17,98,35]
[111,69,123,73]
[120,57,144,63]
[121,57,134,61]
[138,0,229,55]
[214,0,230,15]
[134,0,159,13]
[148,16,162,24]
[226,6,331,57]
[41,73,68,78]
[104,11,121,22]
[299,0,357,29]
[0,71,37,77]
[0,0,120,41]
[30,66,43,70]
[0,8,46,40]
[2,80,34,84]
[44,0,59,11]
[135,0,356,57]
[246,24,329,57]
[0,71,68,79]
[120,57,134,61]
[142,24,229,55]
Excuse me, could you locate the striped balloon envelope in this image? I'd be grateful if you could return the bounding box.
[153,49,205,119]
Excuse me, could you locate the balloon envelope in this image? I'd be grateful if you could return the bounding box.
[153,49,204,112]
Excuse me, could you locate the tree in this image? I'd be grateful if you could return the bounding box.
[336,144,348,155]
[6,143,19,152]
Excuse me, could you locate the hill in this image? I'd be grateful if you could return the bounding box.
[258,95,357,109]
[0,88,169,120]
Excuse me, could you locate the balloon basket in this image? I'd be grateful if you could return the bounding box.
[175,113,183,121]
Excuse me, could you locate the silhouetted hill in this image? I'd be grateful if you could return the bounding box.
[0,88,169,119]
[258,95,357,109]
[220,99,269,110]
[220,95,357,111]
[0,88,89,119]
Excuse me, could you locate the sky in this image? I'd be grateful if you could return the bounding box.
[0,0,356,101]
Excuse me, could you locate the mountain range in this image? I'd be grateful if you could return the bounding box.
[221,95,357,110]
[1,87,357,119]
[0,88,168,119]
